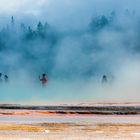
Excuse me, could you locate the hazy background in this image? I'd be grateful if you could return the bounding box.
[0,0,140,105]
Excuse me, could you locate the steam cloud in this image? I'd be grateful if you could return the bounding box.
[0,0,140,104]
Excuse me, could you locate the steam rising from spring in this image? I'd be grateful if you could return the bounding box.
[0,0,140,104]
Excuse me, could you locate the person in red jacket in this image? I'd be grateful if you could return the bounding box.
[39,74,48,86]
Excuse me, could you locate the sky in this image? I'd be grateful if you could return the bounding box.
[0,0,140,105]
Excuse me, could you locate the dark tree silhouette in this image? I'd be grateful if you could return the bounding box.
[90,15,109,32]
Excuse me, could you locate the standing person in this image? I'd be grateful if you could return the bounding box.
[102,75,108,84]
[39,74,48,86]
[4,75,8,82]
[0,73,2,83]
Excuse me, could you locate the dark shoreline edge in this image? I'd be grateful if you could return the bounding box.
[0,104,139,115]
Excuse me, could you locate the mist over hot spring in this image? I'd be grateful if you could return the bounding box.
[0,0,140,104]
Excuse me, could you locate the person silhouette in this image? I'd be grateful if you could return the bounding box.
[102,75,108,84]
[4,75,8,82]
[0,73,2,83]
[39,74,48,86]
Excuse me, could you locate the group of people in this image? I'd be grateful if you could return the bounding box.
[0,73,8,83]
[0,72,110,86]
[39,74,110,86]
[0,72,47,86]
